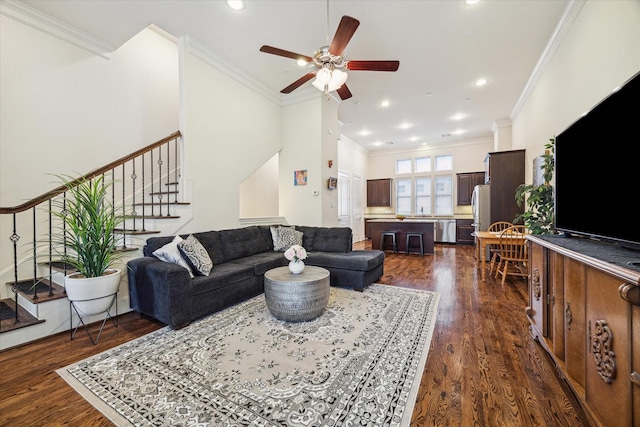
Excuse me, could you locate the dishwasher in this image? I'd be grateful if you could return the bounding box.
[434,220,457,243]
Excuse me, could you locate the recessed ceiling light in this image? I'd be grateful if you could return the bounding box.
[452,113,466,120]
[359,129,371,136]
[465,0,480,5]
[453,129,465,135]
[409,136,419,142]
[380,100,390,107]
[398,122,412,130]
[226,0,244,11]
[373,141,384,146]
[475,78,487,87]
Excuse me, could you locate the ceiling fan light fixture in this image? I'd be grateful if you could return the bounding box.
[312,67,348,93]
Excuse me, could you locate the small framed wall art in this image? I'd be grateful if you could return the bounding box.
[294,170,308,186]
[327,177,337,190]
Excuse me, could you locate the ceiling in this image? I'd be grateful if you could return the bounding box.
[18,0,569,152]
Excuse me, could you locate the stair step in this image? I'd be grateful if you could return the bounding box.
[0,298,45,334]
[39,260,77,274]
[9,278,67,304]
[149,190,179,196]
[125,214,180,219]
[116,246,140,252]
[114,228,161,235]
[133,201,190,206]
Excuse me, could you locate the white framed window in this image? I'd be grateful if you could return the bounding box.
[415,177,431,215]
[434,176,453,215]
[435,155,453,171]
[393,154,454,216]
[396,159,412,174]
[396,179,412,214]
[415,157,431,173]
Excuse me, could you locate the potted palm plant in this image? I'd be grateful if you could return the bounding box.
[514,138,555,235]
[50,174,124,316]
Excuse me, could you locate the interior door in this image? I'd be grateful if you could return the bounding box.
[338,171,350,228]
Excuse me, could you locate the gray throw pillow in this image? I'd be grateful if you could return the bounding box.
[273,226,303,251]
[178,234,213,276]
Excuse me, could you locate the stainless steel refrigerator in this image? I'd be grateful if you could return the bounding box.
[471,184,491,258]
[471,184,491,232]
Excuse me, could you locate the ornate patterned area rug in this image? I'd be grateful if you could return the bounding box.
[58,284,440,426]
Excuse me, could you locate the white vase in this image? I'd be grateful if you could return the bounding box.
[288,260,305,274]
[65,269,121,316]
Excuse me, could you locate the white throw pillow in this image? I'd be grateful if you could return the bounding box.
[152,235,194,278]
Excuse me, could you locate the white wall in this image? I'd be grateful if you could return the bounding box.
[0,19,179,207]
[239,153,279,218]
[279,96,324,226]
[181,39,282,232]
[512,0,640,183]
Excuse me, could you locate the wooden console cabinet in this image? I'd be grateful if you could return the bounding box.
[527,235,640,427]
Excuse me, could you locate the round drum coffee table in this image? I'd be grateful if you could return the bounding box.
[264,266,330,322]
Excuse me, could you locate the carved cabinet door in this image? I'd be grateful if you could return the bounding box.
[564,257,586,388]
[528,241,547,338]
[585,267,632,427]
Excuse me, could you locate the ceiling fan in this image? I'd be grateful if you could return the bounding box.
[259,15,399,100]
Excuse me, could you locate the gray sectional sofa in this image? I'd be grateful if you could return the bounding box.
[127,225,384,328]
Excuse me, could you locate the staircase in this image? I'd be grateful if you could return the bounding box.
[0,131,190,348]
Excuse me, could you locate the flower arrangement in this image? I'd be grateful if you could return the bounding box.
[284,245,308,263]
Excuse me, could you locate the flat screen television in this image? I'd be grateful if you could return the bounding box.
[554,70,640,250]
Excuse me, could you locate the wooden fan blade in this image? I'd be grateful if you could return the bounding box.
[260,45,313,63]
[281,73,316,94]
[329,16,360,56]
[337,84,352,100]
[347,60,400,71]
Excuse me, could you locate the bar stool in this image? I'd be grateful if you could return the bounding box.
[380,230,399,253]
[405,231,425,256]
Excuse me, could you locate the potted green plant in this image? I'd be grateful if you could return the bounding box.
[514,138,555,235]
[50,174,124,316]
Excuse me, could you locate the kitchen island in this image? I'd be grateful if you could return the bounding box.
[368,219,435,254]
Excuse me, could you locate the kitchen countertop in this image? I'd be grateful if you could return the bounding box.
[367,218,437,223]
[365,216,473,221]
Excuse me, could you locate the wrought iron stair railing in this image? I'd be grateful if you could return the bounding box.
[0,131,184,330]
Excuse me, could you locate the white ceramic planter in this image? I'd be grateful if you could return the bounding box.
[65,269,121,316]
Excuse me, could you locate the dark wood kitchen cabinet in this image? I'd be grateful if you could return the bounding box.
[455,219,474,245]
[484,150,525,224]
[367,178,392,207]
[456,172,485,205]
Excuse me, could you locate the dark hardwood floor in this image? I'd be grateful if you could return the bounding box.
[0,242,589,426]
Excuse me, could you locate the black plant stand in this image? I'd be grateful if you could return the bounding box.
[69,292,118,345]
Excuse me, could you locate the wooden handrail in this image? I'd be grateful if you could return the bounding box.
[0,131,181,214]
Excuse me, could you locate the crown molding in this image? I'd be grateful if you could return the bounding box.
[338,134,370,155]
[0,0,114,59]
[510,0,585,120]
[367,136,494,158]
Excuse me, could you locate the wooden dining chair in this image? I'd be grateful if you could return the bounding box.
[487,221,513,276]
[496,225,529,285]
